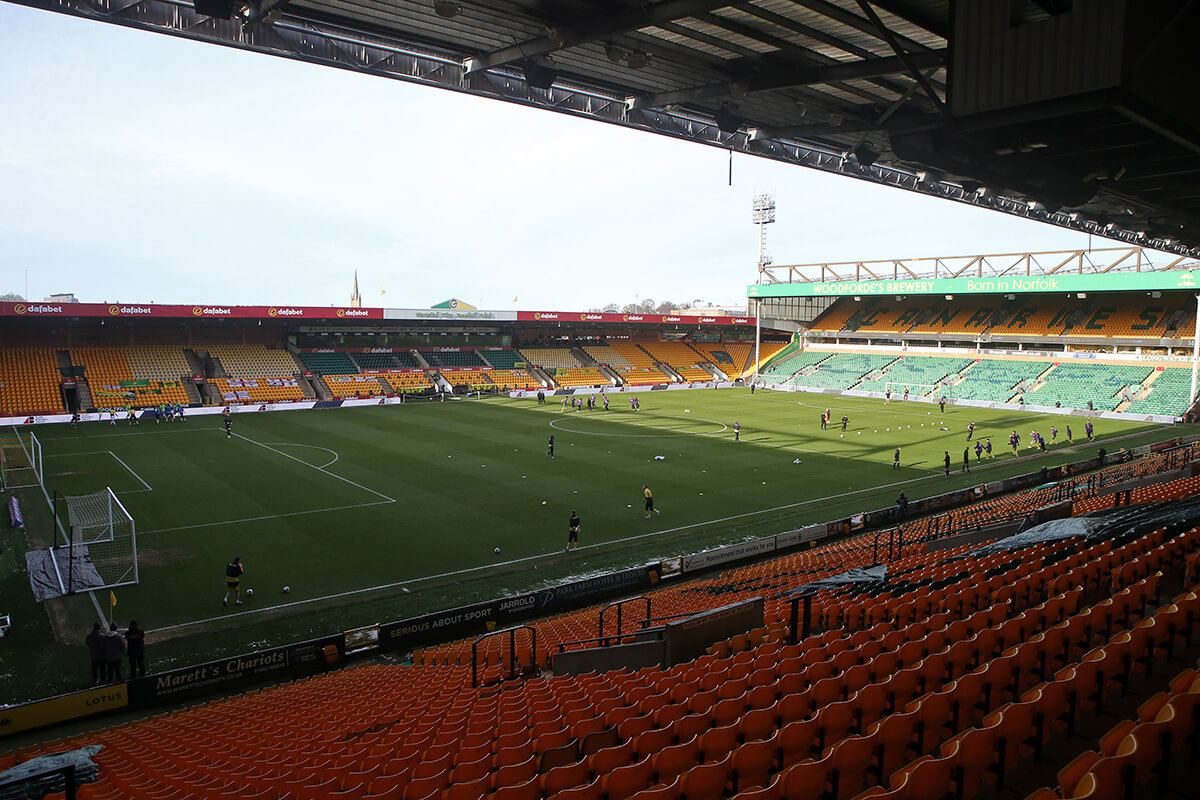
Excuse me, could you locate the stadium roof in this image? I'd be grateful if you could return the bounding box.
[12,0,1200,258]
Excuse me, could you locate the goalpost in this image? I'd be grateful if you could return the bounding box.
[884,382,953,401]
[50,487,139,595]
[0,430,42,490]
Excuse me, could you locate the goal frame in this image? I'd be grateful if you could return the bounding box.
[52,486,139,595]
[0,430,42,490]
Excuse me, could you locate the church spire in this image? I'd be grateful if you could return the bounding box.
[350,271,362,308]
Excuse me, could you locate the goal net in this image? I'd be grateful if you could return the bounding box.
[0,430,42,490]
[884,382,953,402]
[52,488,138,595]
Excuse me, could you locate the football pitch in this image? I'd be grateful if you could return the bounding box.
[0,388,1177,702]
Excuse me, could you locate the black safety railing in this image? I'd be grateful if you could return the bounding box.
[471,625,536,688]
[598,596,651,647]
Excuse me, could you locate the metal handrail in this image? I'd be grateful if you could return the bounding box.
[471,625,536,688]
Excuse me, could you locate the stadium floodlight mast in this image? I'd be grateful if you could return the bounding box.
[751,193,776,382]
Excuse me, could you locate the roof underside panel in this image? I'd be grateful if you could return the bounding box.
[5,0,1198,258]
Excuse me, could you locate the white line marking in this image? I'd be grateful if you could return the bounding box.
[137,500,396,536]
[232,432,394,502]
[261,442,341,469]
[109,451,152,490]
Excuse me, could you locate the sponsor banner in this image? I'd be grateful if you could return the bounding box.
[518,311,752,326]
[0,684,129,736]
[381,566,657,651]
[681,537,777,574]
[748,270,1200,299]
[127,636,342,705]
[385,308,515,322]
[0,302,381,320]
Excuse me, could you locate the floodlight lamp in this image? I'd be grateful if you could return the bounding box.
[523,59,558,90]
[945,295,954,301]
[849,144,879,168]
[714,105,742,134]
[626,51,650,69]
[854,296,862,302]
[433,0,460,17]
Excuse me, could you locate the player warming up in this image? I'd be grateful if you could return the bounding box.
[224,416,233,438]
[643,484,659,518]
[546,435,555,459]
[567,510,580,551]
[222,557,244,607]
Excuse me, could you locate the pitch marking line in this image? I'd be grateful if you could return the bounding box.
[233,431,395,502]
[261,442,340,469]
[137,500,395,536]
[43,450,154,492]
[109,451,152,490]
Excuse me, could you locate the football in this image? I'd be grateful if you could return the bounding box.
[494,547,501,553]
[282,586,291,593]
[245,588,254,596]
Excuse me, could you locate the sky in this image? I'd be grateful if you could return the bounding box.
[0,3,1168,312]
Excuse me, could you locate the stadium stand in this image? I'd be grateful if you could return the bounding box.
[947,359,1047,403]
[1125,368,1194,416]
[605,342,673,385]
[428,350,488,369]
[442,369,497,388]
[205,345,301,379]
[71,347,191,409]
[810,293,1197,341]
[690,342,753,379]
[856,356,973,395]
[1022,363,1151,411]
[484,350,529,370]
[381,373,436,393]
[487,370,541,390]
[353,352,408,370]
[0,347,64,415]
[213,377,306,404]
[323,374,385,396]
[11,443,1198,800]
[747,341,791,377]
[551,368,611,388]
[638,342,714,382]
[757,351,831,386]
[790,353,898,390]
[520,348,585,371]
[125,345,192,381]
[583,344,630,369]
[299,352,358,375]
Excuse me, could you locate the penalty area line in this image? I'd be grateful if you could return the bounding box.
[232,432,394,502]
[137,499,396,536]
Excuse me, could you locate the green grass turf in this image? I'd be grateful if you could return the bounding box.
[0,388,1178,703]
